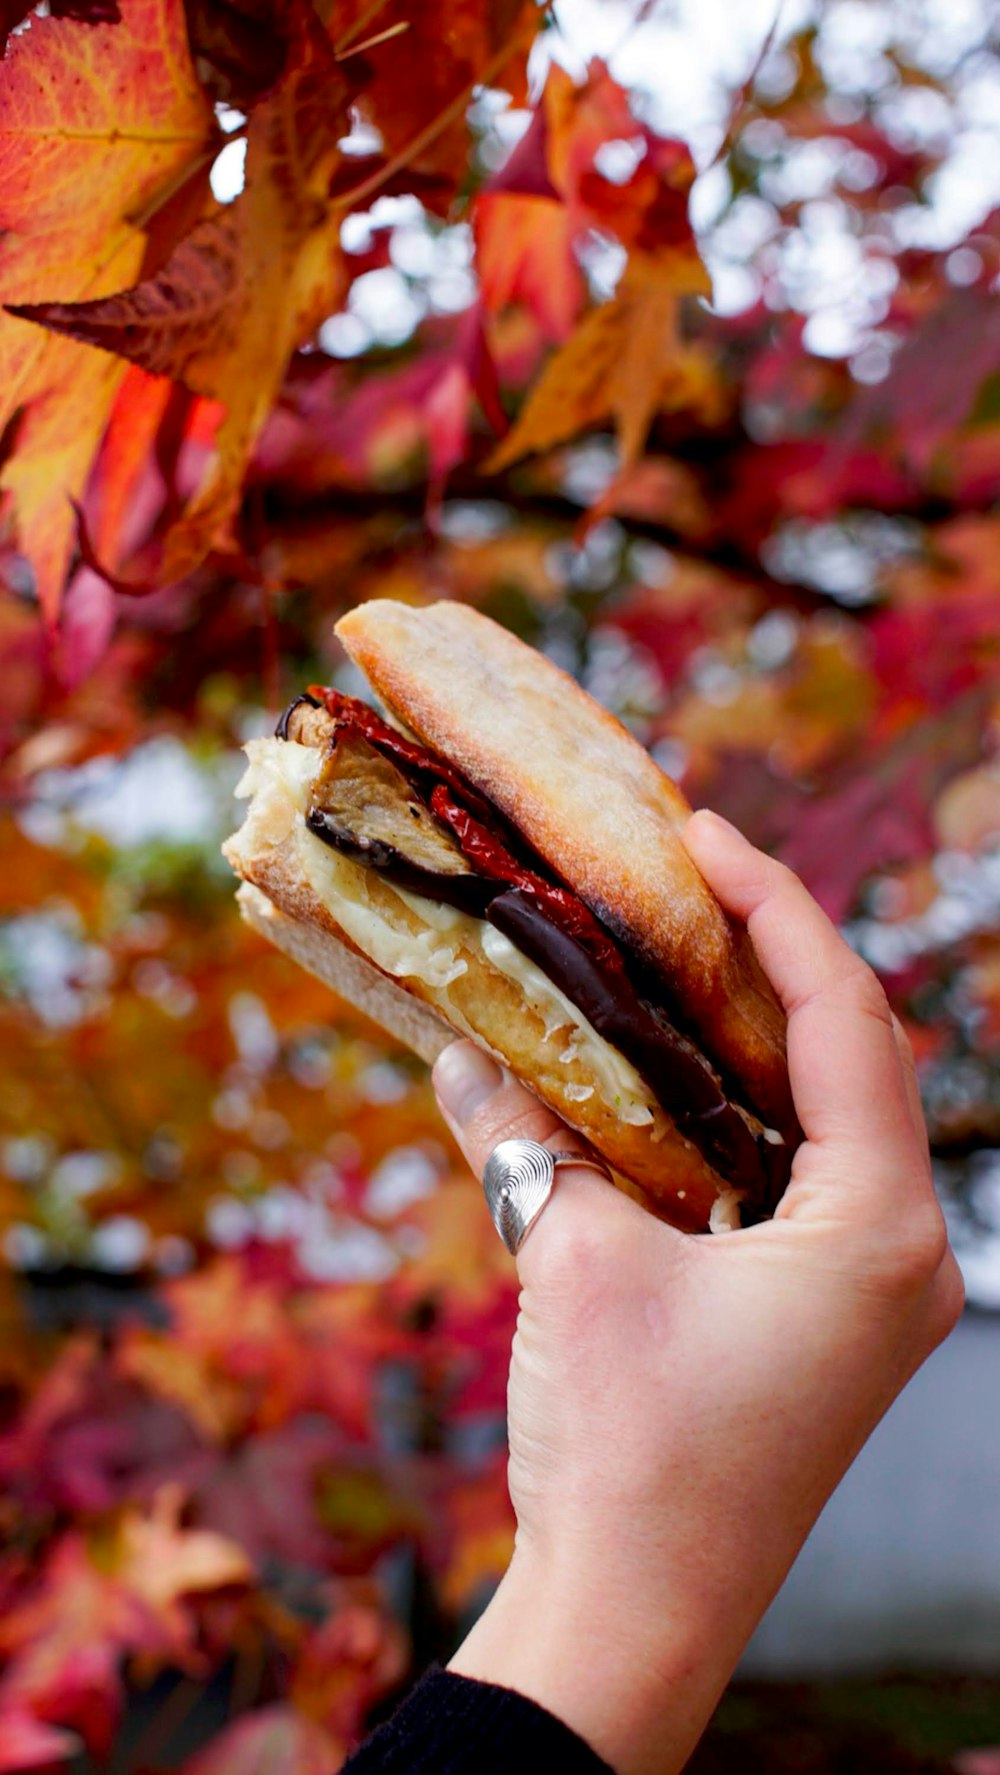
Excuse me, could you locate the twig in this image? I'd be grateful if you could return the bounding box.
[337,20,410,61]
[333,0,393,55]
[707,0,785,172]
[253,470,838,614]
[332,21,537,214]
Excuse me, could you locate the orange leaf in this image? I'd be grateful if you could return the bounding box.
[337,0,540,186]
[474,192,583,342]
[546,62,703,256]
[112,1483,251,1650]
[488,250,718,476]
[10,210,243,395]
[290,1591,406,1742]
[436,1460,514,1614]
[117,1330,243,1442]
[474,61,709,357]
[0,0,217,620]
[86,366,176,570]
[15,22,350,591]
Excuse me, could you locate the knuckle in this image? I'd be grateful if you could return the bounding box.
[928,1249,965,1341]
[890,1013,916,1065]
[882,1205,951,1295]
[528,1177,629,1298]
[768,853,801,893]
[748,855,795,912]
[539,1209,606,1292]
[846,962,893,1026]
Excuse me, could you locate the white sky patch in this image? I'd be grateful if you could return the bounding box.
[210,136,247,204]
[365,1145,443,1219]
[18,737,237,850]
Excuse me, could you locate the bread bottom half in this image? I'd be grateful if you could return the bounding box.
[224,739,742,1233]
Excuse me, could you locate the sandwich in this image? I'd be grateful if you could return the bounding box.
[223,599,799,1233]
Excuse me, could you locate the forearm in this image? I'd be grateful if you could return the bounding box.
[448,1545,750,1775]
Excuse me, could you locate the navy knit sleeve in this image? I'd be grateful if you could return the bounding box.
[341,1666,615,1773]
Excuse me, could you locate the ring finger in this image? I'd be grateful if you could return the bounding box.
[432,1040,634,1276]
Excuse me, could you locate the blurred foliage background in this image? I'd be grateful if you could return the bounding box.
[1,0,999,1768]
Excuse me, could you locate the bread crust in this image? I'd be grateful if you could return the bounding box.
[335,600,794,1136]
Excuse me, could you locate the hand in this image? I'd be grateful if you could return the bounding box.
[432,810,964,1775]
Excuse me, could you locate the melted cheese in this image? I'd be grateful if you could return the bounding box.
[479,928,653,1125]
[302,841,470,991]
[709,1190,745,1233]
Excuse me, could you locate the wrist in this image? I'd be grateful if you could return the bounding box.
[448,1540,746,1775]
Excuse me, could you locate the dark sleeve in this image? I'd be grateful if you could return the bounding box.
[341,1666,615,1774]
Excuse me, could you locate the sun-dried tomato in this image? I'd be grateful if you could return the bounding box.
[429,786,627,982]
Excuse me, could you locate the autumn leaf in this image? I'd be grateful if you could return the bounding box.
[0,1333,207,1517]
[780,693,991,921]
[838,280,1000,477]
[0,0,218,621]
[336,0,540,186]
[185,0,305,109]
[193,1421,346,1572]
[0,0,119,57]
[118,1329,243,1443]
[82,366,177,571]
[474,193,583,342]
[0,1493,247,1757]
[473,63,706,345]
[13,13,350,591]
[478,65,716,479]
[489,250,718,475]
[434,1458,514,1614]
[544,61,705,256]
[0,1534,149,1755]
[0,1708,80,1772]
[11,210,243,393]
[253,305,505,516]
[289,1590,406,1742]
[112,1484,252,1653]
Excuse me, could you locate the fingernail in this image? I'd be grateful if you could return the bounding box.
[433,1042,503,1125]
[689,807,745,842]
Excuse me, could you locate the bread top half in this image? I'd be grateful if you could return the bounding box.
[335,599,795,1137]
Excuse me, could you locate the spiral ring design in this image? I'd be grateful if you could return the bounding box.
[482,1139,611,1254]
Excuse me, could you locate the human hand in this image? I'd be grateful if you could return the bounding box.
[433,810,964,1775]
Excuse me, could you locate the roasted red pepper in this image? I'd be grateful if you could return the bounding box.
[429,786,628,983]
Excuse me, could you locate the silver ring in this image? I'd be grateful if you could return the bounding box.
[482,1137,612,1255]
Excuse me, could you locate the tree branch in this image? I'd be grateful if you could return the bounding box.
[255,472,841,615]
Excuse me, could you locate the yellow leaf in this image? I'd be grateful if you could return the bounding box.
[488,250,718,476]
[150,43,350,583]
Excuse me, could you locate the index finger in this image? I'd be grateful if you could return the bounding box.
[682,810,932,1204]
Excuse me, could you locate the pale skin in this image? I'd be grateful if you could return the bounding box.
[431,808,965,1775]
